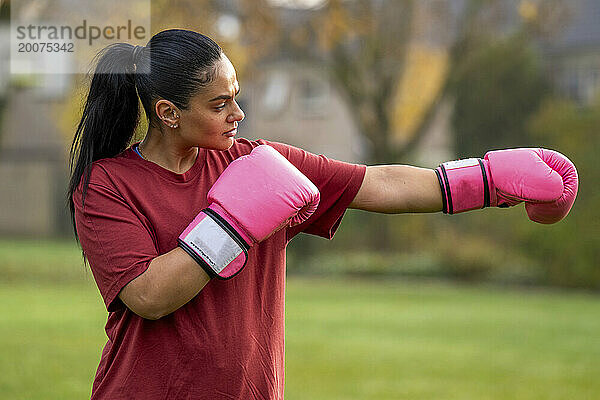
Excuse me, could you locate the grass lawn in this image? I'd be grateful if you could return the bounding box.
[1,239,599,399]
[0,281,105,400]
[285,279,600,400]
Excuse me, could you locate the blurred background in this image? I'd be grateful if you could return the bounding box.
[0,0,599,399]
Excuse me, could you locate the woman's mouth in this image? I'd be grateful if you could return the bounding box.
[223,128,237,137]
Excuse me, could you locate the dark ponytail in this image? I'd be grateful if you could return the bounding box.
[68,30,223,240]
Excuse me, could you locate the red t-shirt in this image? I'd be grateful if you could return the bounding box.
[73,138,365,400]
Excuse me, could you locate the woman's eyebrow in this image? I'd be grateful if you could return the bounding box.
[208,87,240,102]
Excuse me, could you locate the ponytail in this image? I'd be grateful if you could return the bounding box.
[67,43,140,240]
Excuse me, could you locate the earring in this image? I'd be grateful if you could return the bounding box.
[171,111,179,128]
[161,118,177,128]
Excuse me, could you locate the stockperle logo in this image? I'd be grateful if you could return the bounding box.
[10,0,150,74]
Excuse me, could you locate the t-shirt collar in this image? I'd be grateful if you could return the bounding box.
[126,142,206,183]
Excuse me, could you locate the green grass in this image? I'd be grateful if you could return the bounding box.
[285,279,600,400]
[1,239,599,399]
[0,239,88,283]
[0,282,105,400]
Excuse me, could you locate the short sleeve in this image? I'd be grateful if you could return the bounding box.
[73,168,158,312]
[260,140,366,241]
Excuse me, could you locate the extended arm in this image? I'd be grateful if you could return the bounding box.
[349,148,578,223]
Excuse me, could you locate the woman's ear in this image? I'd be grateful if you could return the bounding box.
[155,100,180,129]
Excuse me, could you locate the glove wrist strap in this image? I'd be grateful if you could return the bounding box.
[435,158,492,214]
[178,209,250,280]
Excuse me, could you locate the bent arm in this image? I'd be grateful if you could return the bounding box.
[349,165,443,213]
[119,164,442,319]
[119,249,210,320]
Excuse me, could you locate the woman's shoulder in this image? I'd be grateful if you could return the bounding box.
[85,147,141,187]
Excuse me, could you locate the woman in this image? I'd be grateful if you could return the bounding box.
[68,29,577,399]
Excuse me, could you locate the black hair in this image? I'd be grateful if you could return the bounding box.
[67,29,223,240]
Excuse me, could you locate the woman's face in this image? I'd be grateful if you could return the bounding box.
[178,56,245,151]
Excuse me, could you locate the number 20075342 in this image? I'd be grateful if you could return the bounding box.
[18,42,74,52]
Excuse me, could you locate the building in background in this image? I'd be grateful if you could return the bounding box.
[0,12,71,237]
[241,60,366,163]
[541,0,600,105]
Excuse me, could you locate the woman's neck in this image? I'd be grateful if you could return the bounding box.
[138,129,198,174]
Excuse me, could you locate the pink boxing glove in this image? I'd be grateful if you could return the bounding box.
[435,148,578,224]
[178,145,320,279]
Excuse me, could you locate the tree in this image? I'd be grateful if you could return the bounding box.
[313,0,415,163]
[525,97,600,288]
[241,0,416,163]
[449,33,550,157]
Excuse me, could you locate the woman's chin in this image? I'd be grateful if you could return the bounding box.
[213,137,235,151]
[222,136,235,149]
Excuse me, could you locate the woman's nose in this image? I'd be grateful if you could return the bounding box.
[227,101,245,123]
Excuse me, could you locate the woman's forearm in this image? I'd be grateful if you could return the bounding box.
[349,165,443,214]
[119,248,210,320]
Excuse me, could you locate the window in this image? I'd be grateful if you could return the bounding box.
[298,77,329,118]
[261,71,290,115]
